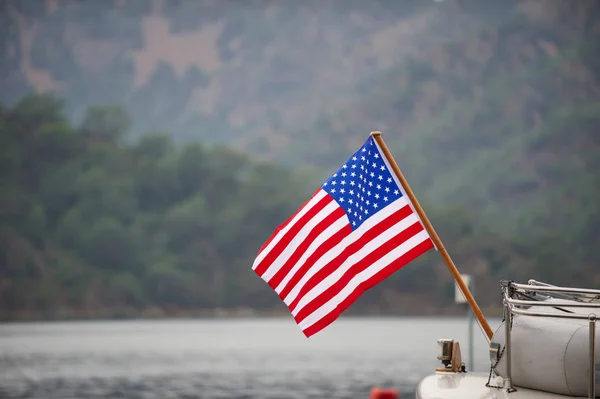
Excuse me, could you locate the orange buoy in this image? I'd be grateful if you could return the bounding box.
[369,387,399,399]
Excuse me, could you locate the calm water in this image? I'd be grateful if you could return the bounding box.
[0,317,501,399]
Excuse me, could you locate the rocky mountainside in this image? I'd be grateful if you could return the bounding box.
[1,0,458,141]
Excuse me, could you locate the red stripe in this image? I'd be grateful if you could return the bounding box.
[253,192,333,277]
[254,189,322,262]
[302,238,434,337]
[277,223,352,301]
[293,219,426,325]
[287,204,414,313]
[267,206,347,290]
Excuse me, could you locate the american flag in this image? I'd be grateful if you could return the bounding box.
[252,136,435,337]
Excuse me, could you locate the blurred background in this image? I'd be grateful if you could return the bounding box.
[0,0,598,398]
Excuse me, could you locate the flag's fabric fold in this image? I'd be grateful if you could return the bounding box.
[252,136,434,337]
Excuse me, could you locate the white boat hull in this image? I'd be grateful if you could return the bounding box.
[416,371,583,399]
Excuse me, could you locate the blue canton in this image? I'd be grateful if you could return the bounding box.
[321,137,403,230]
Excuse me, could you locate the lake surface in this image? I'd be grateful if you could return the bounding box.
[0,317,501,399]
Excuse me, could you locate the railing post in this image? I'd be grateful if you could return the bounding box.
[589,314,596,399]
[504,287,514,392]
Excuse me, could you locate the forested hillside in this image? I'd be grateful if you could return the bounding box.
[0,0,599,319]
[0,95,316,318]
[1,95,597,319]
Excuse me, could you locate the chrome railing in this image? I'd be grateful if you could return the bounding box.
[501,280,600,398]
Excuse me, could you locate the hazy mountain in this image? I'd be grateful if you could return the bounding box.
[1,0,599,233]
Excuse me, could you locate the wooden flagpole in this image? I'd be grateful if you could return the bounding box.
[370,131,494,341]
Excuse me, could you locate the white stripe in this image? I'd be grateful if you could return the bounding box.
[283,196,409,306]
[291,212,420,316]
[262,200,339,282]
[274,215,348,294]
[299,230,431,330]
[252,190,327,270]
